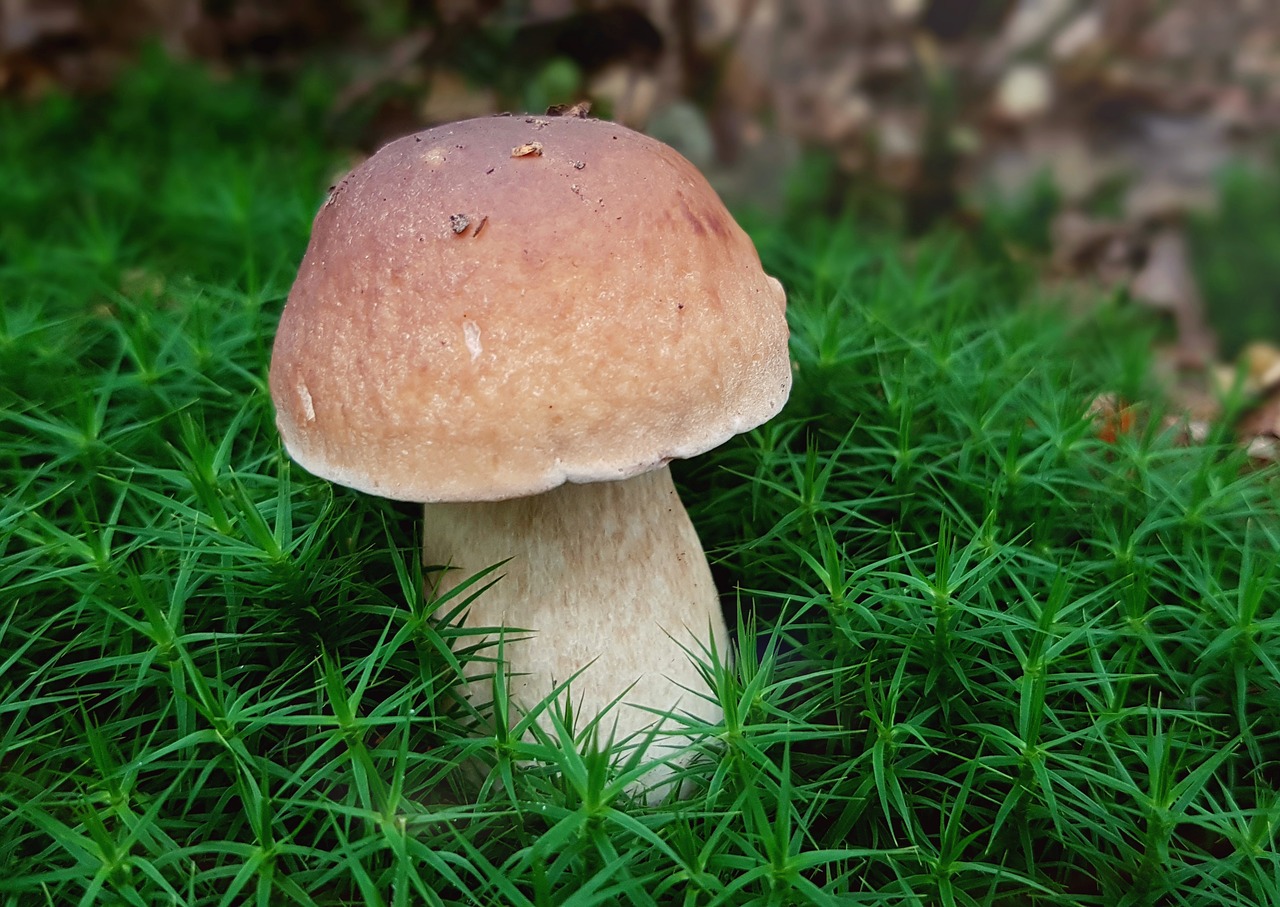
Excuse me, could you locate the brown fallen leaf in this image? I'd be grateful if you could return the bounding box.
[992,63,1053,122]
[1049,210,1134,285]
[1240,341,1280,394]
[547,101,592,118]
[1129,228,1217,367]
[1237,390,1280,463]
[1225,340,1280,463]
[1087,392,1137,444]
[420,68,499,124]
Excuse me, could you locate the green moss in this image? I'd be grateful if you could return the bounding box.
[2,52,1278,906]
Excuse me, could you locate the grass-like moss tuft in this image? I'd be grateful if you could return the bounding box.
[2,53,1278,906]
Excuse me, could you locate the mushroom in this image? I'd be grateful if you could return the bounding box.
[268,113,790,791]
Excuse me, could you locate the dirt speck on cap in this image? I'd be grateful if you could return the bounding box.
[511,142,544,158]
[449,213,470,234]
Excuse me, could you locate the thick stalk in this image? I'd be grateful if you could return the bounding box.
[423,466,728,767]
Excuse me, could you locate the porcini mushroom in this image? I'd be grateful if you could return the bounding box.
[269,113,790,789]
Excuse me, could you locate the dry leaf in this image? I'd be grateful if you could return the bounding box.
[1129,228,1217,366]
[420,68,498,124]
[546,101,592,118]
[1087,393,1137,444]
[993,63,1053,121]
[1240,341,1280,393]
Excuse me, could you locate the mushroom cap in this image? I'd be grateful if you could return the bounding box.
[269,114,791,502]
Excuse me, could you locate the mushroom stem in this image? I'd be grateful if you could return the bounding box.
[423,466,729,772]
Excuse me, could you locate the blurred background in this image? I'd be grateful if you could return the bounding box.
[6,0,1280,443]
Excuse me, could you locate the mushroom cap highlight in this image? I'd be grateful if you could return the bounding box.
[269,114,790,502]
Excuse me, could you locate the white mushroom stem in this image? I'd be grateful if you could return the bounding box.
[422,466,729,777]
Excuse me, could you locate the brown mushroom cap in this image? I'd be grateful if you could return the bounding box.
[269,114,790,502]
